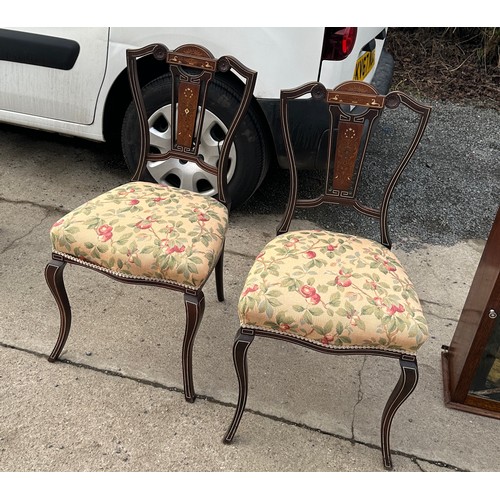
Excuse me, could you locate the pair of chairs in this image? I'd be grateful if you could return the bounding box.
[45,43,431,469]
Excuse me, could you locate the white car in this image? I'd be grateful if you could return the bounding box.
[0,27,393,208]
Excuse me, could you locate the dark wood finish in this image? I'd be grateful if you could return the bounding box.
[176,80,201,148]
[126,43,257,209]
[332,121,364,192]
[225,81,432,470]
[215,246,224,302]
[44,257,71,362]
[277,81,431,249]
[327,85,385,108]
[46,251,209,401]
[223,328,254,443]
[182,291,206,403]
[442,206,500,417]
[224,324,417,469]
[381,356,418,469]
[46,44,257,402]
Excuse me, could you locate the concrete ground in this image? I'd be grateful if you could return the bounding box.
[0,100,499,474]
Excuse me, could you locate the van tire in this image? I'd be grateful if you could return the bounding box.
[121,73,269,209]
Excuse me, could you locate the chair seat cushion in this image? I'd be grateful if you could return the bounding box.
[50,182,228,288]
[238,230,429,353]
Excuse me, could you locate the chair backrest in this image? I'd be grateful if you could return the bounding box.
[278,80,431,248]
[126,43,257,209]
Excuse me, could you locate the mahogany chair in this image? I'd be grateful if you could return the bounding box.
[223,80,432,469]
[45,43,257,402]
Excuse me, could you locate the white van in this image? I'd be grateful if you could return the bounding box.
[0,27,393,207]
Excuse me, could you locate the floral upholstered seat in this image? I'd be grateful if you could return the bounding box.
[238,230,428,353]
[50,182,228,289]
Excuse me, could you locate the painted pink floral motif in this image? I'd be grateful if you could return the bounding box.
[166,244,186,255]
[238,229,429,353]
[52,219,64,228]
[383,261,397,272]
[386,304,405,316]
[49,181,228,288]
[284,237,299,248]
[241,284,259,297]
[299,285,321,305]
[135,215,156,230]
[118,187,135,195]
[322,333,335,345]
[97,224,113,242]
[299,285,316,298]
[193,207,210,223]
[334,270,352,287]
[160,236,186,254]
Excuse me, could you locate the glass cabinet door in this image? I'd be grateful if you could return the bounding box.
[470,312,500,403]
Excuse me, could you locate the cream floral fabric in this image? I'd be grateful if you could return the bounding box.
[50,182,228,288]
[238,230,428,353]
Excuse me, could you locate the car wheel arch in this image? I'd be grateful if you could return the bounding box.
[102,53,167,146]
[103,51,276,183]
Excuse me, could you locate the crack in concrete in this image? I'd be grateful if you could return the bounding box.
[0,212,53,256]
[0,196,68,256]
[420,298,444,307]
[413,458,426,471]
[351,356,367,441]
[225,248,258,261]
[0,341,469,472]
[0,195,67,215]
[423,310,459,323]
[419,300,460,323]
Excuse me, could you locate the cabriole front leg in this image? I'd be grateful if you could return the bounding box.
[182,290,205,403]
[223,328,255,443]
[44,257,72,362]
[380,355,419,470]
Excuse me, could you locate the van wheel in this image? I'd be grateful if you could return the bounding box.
[121,73,269,209]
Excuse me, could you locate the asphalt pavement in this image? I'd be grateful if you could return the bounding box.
[0,98,499,478]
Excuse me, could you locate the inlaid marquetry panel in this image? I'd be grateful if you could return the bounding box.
[332,121,363,192]
[177,81,201,149]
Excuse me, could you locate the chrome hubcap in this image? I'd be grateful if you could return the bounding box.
[146,105,236,196]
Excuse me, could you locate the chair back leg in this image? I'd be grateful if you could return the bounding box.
[381,355,419,469]
[223,328,255,443]
[215,247,225,302]
[44,258,72,362]
[182,291,206,403]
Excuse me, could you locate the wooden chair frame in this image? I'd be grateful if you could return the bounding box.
[223,81,431,469]
[45,43,257,403]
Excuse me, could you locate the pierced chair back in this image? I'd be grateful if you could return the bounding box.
[278,80,431,247]
[126,43,257,209]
